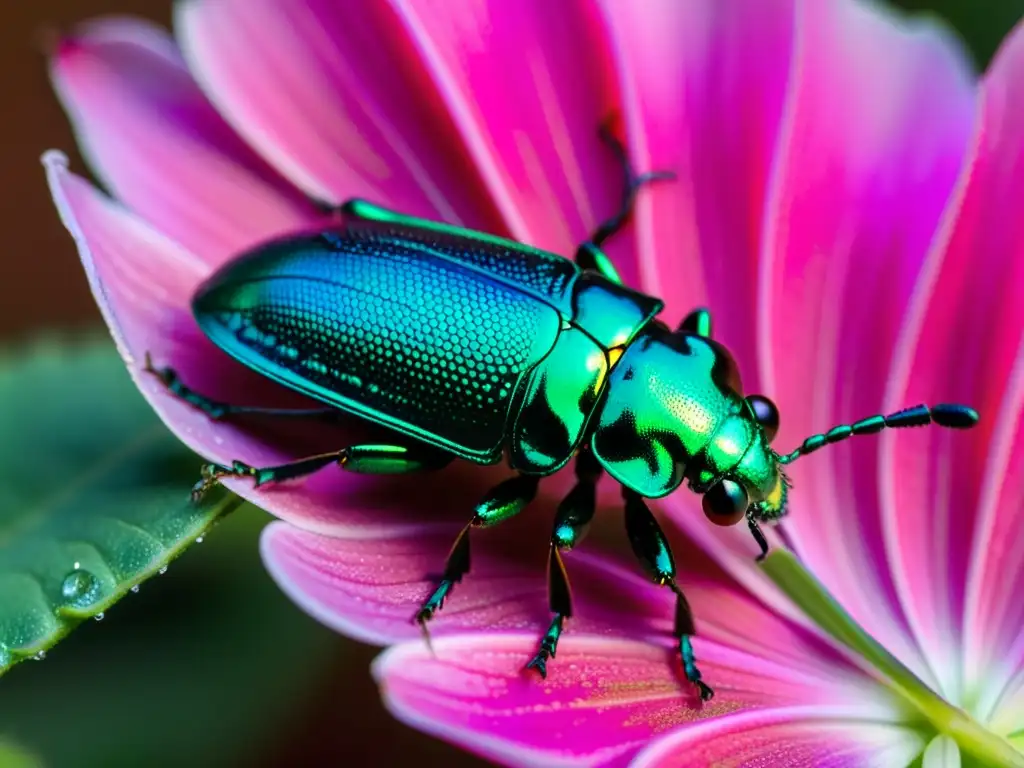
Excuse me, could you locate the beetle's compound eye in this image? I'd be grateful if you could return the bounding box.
[702,479,748,526]
[747,395,780,443]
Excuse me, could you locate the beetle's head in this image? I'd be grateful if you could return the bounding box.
[686,393,792,529]
[592,324,980,528]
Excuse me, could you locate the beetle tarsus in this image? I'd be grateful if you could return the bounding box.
[413,525,472,636]
[526,613,564,679]
[680,635,715,702]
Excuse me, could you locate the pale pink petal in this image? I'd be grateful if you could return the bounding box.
[389,0,640,282]
[877,20,1024,704]
[373,634,889,767]
[600,0,795,372]
[43,154,459,537]
[262,516,864,686]
[758,0,975,686]
[175,0,505,232]
[631,707,925,768]
[49,16,318,262]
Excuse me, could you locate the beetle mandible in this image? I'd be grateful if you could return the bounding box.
[147,119,979,701]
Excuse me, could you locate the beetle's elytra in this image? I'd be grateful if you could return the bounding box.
[147,121,979,701]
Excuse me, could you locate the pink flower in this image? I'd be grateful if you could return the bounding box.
[43,0,1024,765]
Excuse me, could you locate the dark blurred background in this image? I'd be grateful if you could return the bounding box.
[0,1,1020,766]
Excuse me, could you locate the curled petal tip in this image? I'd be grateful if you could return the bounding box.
[40,149,70,171]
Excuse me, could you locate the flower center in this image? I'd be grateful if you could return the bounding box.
[761,549,1024,767]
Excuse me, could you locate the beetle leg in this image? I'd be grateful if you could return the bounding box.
[677,309,713,339]
[574,117,676,284]
[144,353,339,422]
[189,443,452,501]
[414,474,541,643]
[623,488,714,702]
[526,447,601,677]
[747,513,770,562]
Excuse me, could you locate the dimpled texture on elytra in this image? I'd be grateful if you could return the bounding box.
[193,232,564,459]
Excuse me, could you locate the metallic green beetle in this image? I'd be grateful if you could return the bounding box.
[148,123,979,701]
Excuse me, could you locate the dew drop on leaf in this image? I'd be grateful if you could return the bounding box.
[93,612,105,622]
[60,568,101,609]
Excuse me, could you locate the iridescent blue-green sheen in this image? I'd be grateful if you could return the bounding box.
[192,220,660,471]
[592,324,784,508]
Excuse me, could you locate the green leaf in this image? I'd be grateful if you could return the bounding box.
[0,503,341,768]
[0,336,240,676]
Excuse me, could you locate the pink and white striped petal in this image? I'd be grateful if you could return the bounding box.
[600,0,795,370]
[631,707,925,768]
[878,19,1024,706]
[758,0,975,687]
[49,17,318,264]
[373,634,889,767]
[389,0,637,280]
[175,0,505,233]
[43,155,455,537]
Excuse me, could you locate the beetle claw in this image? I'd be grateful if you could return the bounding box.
[525,654,548,679]
[695,680,715,702]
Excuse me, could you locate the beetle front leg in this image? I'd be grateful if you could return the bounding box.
[190,443,452,501]
[414,474,541,643]
[526,447,601,677]
[144,353,338,421]
[623,488,714,701]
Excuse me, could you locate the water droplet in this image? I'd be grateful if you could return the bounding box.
[94,612,105,622]
[130,585,140,594]
[73,561,81,570]
[158,566,168,575]
[32,650,46,661]
[195,535,204,544]
[61,568,102,609]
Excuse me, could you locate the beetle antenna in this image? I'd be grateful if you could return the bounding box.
[776,403,979,465]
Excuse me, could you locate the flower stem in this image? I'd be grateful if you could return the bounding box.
[760,548,1024,767]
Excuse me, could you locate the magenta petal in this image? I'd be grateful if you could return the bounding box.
[175,0,505,233]
[262,515,865,688]
[631,707,925,768]
[391,0,638,280]
[44,154,462,536]
[600,0,795,371]
[373,634,858,768]
[260,517,668,646]
[50,16,318,262]
[759,0,975,682]
[879,21,1024,700]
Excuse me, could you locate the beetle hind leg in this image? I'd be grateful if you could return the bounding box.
[144,353,339,422]
[414,474,541,644]
[190,443,452,501]
[526,447,601,677]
